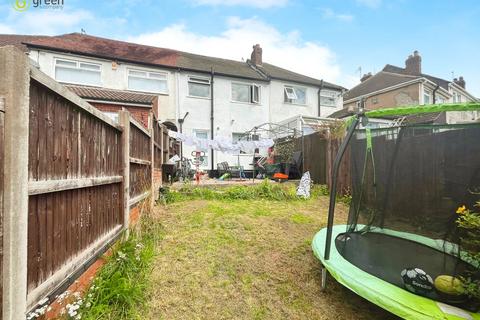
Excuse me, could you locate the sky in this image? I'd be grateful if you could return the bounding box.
[1,0,479,96]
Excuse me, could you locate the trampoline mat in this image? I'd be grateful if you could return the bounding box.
[335,231,473,302]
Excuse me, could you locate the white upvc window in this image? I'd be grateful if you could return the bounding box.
[103,111,119,123]
[193,129,209,166]
[54,58,101,86]
[320,90,337,107]
[423,90,431,105]
[231,82,261,104]
[188,76,211,98]
[128,69,168,94]
[284,85,307,105]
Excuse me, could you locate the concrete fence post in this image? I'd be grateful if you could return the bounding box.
[118,111,130,235]
[0,46,30,319]
[150,114,155,210]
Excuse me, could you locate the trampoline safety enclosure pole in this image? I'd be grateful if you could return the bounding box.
[324,115,360,260]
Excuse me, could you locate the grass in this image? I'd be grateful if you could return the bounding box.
[69,213,163,320]
[144,185,397,320]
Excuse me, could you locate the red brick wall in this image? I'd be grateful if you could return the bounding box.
[91,102,151,128]
[153,168,162,200]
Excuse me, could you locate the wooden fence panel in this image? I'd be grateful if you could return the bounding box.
[129,120,151,202]
[27,79,124,300]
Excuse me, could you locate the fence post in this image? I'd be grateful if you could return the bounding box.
[0,46,30,319]
[150,114,155,210]
[119,111,130,235]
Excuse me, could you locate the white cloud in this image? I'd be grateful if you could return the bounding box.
[1,9,93,35]
[191,0,288,8]
[355,0,382,8]
[321,8,354,22]
[128,17,341,83]
[0,23,15,34]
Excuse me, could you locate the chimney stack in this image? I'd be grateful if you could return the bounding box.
[250,44,262,66]
[405,50,421,75]
[454,76,466,89]
[360,72,372,82]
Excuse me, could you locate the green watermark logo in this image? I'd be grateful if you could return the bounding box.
[12,0,64,12]
[12,0,30,11]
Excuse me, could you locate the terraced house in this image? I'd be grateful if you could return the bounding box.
[336,51,478,124]
[0,33,344,170]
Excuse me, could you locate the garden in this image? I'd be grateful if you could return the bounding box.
[60,182,397,319]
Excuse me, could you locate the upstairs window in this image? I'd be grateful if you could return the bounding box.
[188,76,210,98]
[128,69,168,94]
[55,58,101,86]
[423,90,431,105]
[284,86,306,105]
[232,83,260,104]
[320,90,337,107]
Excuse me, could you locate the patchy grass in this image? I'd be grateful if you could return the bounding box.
[145,193,397,319]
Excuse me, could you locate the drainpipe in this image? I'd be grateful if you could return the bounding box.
[317,80,324,117]
[210,68,215,172]
[432,84,440,104]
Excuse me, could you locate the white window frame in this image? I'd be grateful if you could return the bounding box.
[231,82,261,104]
[423,90,431,105]
[127,68,168,94]
[187,76,211,98]
[284,85,307,105]
[319,89,338,107]
[284,86,297,100]
[54,57,102,86]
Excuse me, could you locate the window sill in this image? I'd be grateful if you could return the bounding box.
[230,100,261,106]
[187,95,211,100]
[283,102,308,107]
[56,79,102,87]
[127,88,169,96]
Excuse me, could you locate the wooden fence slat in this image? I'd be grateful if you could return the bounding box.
[28,176,123,195]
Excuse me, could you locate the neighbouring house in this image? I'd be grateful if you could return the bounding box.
[334,50,478,125]
[0,32,345,171]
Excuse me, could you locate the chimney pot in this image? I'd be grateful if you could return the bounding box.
[360,72,372,82]
[250,44,263,66]
[454,76,466,89]
[405,50,421,75]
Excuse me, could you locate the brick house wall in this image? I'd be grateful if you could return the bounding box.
[344,83,420,111]
[91,102,151,128]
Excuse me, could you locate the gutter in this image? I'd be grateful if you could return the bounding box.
[83,99,152,108]
[317,80,324,117]
[432,84,440,104]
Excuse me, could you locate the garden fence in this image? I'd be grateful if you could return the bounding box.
[0,46,178,319]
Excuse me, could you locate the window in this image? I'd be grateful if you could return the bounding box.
[128,69,168,93]
[231,83,261,104]
[423,91,431,105]
[284,86,307,105]
[188,76,210,98]
[232,132,245,143]
[320,90,337,107]
[55,58,101,85]
[103,111,119,123]
[193,130,209,166]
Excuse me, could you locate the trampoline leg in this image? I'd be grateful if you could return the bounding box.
[320,267,327,291]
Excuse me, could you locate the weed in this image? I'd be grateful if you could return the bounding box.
[71,215,163,320]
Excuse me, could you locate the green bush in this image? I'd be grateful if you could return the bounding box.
[455,203,480,302]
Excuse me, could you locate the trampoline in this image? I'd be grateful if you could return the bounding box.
[312,102,480,320]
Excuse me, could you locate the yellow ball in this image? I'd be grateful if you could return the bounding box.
[434,275,465,296]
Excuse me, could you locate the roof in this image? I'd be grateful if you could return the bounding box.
[343,71,418,102]
[382,64,450,90]
[65,84,156,105]
[12,32,341,88]
[256,62,344,90]
[0,34,48,52]
[402,112,444,125]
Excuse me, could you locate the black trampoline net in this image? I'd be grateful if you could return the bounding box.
[347,123,480,240]
[339,122,480,310]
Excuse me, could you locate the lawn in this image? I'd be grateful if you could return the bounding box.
[143,192,397,319]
